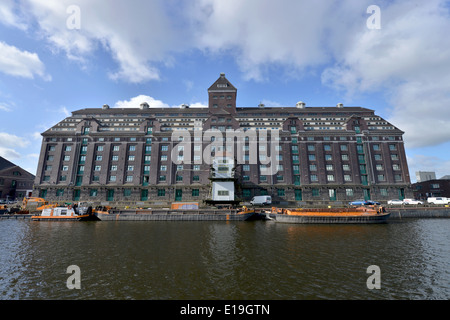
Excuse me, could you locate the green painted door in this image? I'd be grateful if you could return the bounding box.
[175,189,182,201]
[73,190,81,201]
[107,189,114,201]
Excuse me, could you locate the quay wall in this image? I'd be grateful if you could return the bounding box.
[1,207,450,221]
[386,207,450,219]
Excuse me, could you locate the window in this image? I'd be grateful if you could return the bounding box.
[308,145,315,151]
[310,174,318,182]
[380,188,388,196]
[373,144,380,151]
[389,144,397,151]
[96,156,102,161]
[159,175,166,181]
[109,175,116,182]
[90,189,98,197]
[376,164,384,171]
[324,145,331,151]
[341,154,349,161]
[127,165,134,171]
[308,154,316,161]
[346,188,354,197]
[218,190,229,196]
[327,175,335,182]
[128,156,135,161]
[126,176,133,182]
[309,164,317,171]
[326,165,333,171]
[312,188,320,197]
[193,165,200,171]
[65,146,72,152]
[56,189,64,197]
[161,155,168,161]
[45,165,52,171]
[193,175,200,181]
[277,189,285,197]
[160,165,167,171]
[48,146,56,151]
[97,146,104,151]
[59,176,66,182]
[113,146,120,151]
[62,165,69,171]
[94,166,101,171]
[192,189,199,197]
[129,145,136,151]
[112,155,119,161]
[243,175,250,181]
[378,175,385,181]
[393,164,401,171]
[161,145,168,151]
[111,165,117,171]
[158,189,166,197]
[64,156,70,161]
[340,145,348,151]
[343,164,350,171]
[374,154,382,161]
[243,165,250,171]
[344,175,352,181]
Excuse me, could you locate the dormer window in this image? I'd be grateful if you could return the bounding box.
[217,83,228,88]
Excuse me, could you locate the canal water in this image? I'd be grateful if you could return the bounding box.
[0,218,449,300]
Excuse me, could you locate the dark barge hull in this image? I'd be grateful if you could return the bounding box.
[266,213,391,224]
[96,210,256,221]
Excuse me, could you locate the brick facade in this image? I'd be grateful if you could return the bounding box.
[33,74,412,207]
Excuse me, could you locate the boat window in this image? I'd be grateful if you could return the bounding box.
[60,209,67,215]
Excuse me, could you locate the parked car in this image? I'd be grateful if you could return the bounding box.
[427,197,449,205]
[366,200,380,205]
[250,195,272,206]
[349,199,368,206]
[403,199,423,205]
[387,199,404,205]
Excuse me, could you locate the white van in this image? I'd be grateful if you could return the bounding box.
[427,197,449,205]
[250,196,272,206]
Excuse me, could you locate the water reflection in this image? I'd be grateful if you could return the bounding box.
[0,219,449,299]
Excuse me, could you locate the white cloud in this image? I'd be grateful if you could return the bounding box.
[114,95,170,109]
[321,0,450,148]
[0,41,51,80]
[0,102,12,112]
[407,153,450,181]
[114,95,207,109]
[22,0,187,83]
[0,0,28,30]
[0,132,30,161]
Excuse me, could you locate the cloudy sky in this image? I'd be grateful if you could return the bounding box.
[1,0,449,181]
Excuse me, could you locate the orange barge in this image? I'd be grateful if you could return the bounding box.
[266,206,390,224]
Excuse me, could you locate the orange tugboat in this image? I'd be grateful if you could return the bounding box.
[266,206,390,224]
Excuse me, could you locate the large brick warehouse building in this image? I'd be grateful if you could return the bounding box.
[33,73,412,206]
